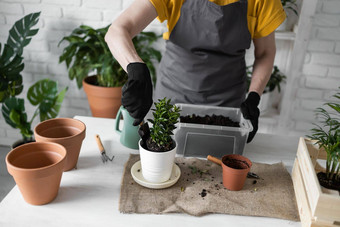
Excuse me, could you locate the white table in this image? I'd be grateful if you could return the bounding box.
[0,116,301,227]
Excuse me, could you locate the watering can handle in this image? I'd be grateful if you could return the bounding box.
[207,155,222,166]
[114,106,123,135]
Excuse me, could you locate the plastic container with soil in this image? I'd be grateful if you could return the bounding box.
[174,103,253,158]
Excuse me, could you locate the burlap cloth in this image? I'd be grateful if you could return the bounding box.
[119,154,299,221]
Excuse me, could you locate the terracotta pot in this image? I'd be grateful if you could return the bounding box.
[6,142,67,205]
[221,154,252,191]
[34,118,86,171]
[139,140,177,183]
[83,75,122,118]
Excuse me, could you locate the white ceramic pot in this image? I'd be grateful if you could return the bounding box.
[139,140,176,183]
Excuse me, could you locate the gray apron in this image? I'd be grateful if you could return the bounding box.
[155,0,251,107]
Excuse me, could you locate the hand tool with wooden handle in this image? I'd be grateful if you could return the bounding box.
[207,155,222,165]
[95,134,114,163]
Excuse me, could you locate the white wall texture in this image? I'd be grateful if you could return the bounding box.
[288,0,340,134]
[0,0,339,146]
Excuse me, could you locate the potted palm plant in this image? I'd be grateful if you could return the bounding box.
[246,65,287,114]
[307,88,340,191]
[139,98,181,183]
[59,25,161,118]
[292,88,340,226]
[0,12,67,147]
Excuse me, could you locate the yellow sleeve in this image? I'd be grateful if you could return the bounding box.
[149,0,169,23]
[148,0,184,40]
[251,0,287,39]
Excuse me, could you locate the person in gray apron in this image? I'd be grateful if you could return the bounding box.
[105,0,282,143]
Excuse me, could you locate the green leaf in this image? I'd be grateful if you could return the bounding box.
[40,87,68,121]
[6,12,41,56]
[26,79,67,121]
[1,97,33,139]
[27,79,58,105]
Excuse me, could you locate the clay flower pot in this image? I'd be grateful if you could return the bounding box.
[34,118,86,171]
[83,75,122,118]
[6,142,67,205]
[139,140,177,183]
[221,154,252,191]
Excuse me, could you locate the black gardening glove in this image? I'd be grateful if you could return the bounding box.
[122,62,153,126]
[240,92,260,143]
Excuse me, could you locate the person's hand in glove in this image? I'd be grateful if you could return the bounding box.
[240,91,260,143]
[122,62,153,126]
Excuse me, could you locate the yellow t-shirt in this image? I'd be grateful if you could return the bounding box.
[149,0,286,39]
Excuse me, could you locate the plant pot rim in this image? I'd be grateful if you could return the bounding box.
[34,118,86,142]
[6,141,67,173]
[83,75,123,89]
[222,154,252,170]
[139,139,177,154]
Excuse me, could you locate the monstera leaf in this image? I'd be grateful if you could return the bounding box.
[1,97,33,139]
[0,12,40,103]
[27,79,68,121]
[0,44,24,102]
[6,12,40,56]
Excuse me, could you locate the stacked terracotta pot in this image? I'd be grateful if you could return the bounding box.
[6,118,86,205]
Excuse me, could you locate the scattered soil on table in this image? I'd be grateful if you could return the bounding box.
[199,189,207,198]
[223,158,249,169]
[317,172,340,193]
[180,114,240,127]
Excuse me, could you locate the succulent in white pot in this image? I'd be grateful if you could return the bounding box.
[139,98,181,183]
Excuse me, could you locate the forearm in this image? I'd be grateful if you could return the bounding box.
[105,26,143,71]
[249,32,276,96]
[104,0,157,71]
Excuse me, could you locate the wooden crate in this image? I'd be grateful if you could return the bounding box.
[292,137,340,227]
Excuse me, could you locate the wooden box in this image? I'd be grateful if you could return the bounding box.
[292,137,340,227]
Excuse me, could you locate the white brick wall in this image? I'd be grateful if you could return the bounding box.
[0,0,339,145]
[290,0,340,134]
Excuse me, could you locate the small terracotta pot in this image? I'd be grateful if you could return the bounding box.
[221,154,252,191]
[34,118,86,171]
[6,142,67,205]
[83,75,122,118]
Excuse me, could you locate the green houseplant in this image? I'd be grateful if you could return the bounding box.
[59,25,161,118]
[0,12,67,146]
[2,79,67,145]
[139,98,181,183]
[307,88,340,190]
[147,98,181,152]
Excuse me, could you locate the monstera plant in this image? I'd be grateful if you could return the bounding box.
[0,12,67,145]
[2,79,67,142]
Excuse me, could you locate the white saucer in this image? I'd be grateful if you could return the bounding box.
[130,161,181,189]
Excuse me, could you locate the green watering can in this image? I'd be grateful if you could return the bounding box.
[114,106,140,150]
